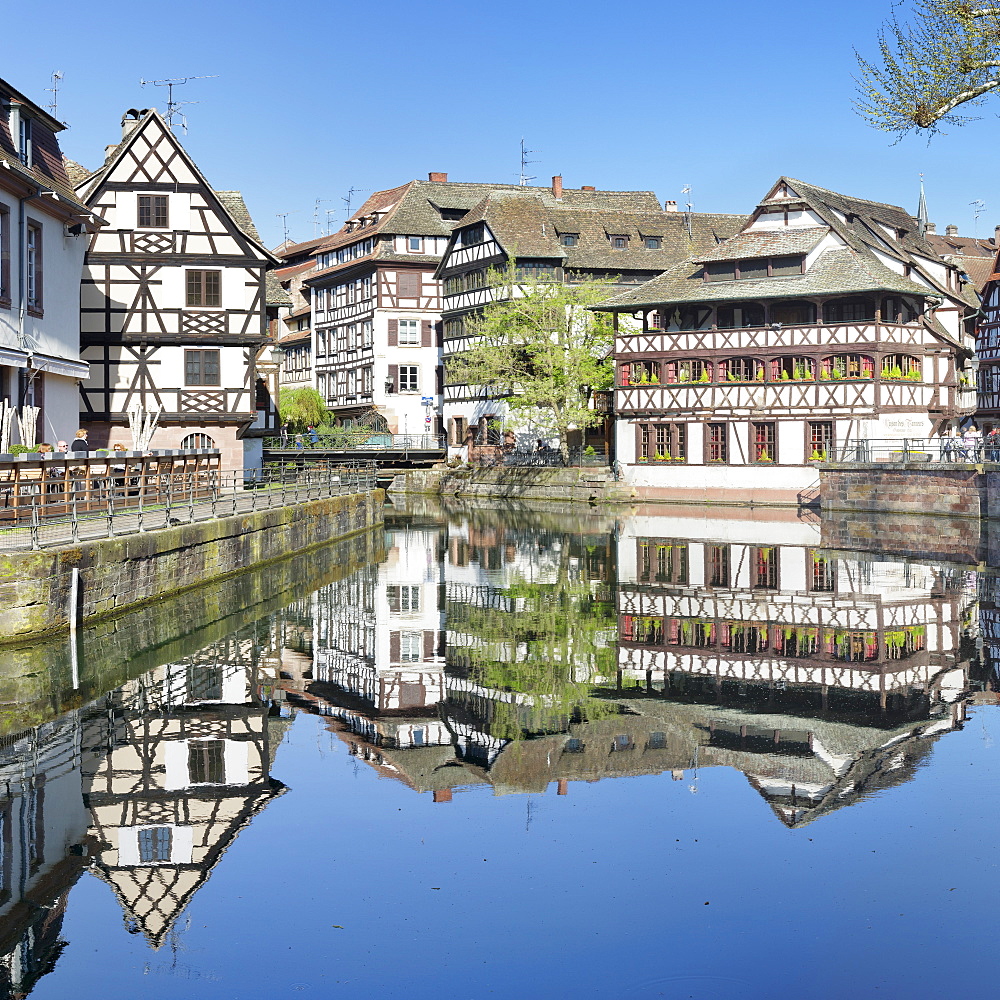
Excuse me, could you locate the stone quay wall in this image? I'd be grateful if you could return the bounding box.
[0,489,383,642]
[388,468,635,505]
[819,463,1000,519]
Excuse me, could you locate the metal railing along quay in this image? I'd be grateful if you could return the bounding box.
[264,433,446,452]
[0,457,376,552]
[829,438,1000,465]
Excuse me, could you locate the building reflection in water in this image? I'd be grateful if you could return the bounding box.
[0,627,287,994]
[280,507,988,825]
[0,503,995,995]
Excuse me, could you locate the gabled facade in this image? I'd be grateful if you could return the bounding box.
[0,78,103,446]
[434,180,744,455]
[597,177,978,504]
[271,234,324,394]
[975,249,1000,422]
[73,110,279,471]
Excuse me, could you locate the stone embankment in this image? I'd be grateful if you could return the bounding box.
[819,463,1000,519]
[388,468,634,505]
[1,489,383,641]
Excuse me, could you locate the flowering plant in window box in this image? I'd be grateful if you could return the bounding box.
[809,449,827,461]
[756,448,773,462]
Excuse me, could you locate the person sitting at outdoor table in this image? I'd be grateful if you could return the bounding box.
[55,440,68,453]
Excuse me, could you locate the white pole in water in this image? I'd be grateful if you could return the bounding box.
[69,567,79,688]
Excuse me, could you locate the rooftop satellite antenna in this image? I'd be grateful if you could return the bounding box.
[518,138,539,186]
[139,75,218,133]
[45,71,63,118]
[970,199,986,240]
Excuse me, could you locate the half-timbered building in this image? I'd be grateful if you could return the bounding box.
[596,177,978,504]
[271,234,323,394]
[974,249,1000,426]
[0,77,103,446]
[73,110,279,471]
[434,180,744,455]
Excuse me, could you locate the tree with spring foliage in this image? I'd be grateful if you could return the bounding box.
[446,260,616,453]
[856,2,1000,138]
[278,387,329,432]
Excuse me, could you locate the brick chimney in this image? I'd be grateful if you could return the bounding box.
[946,224,959,237]
[994,224,1000,245]
[428,172,448,182]
[925,221,937,234]
[552,175,563,199]
[665,200,678,212]
[581,185,596,192]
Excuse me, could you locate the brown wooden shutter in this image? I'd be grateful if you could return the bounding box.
[447,418,455,445]
[435,320,443,346]
[436,365,444,395]
[423,631,435,660]
[388,364,398,391]
[389,631,400,662]
[388,319,398,346]
[421,320,432,347]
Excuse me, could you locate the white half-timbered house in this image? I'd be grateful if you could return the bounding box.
[974,250,1000,426]
[73,110,279,471]
[596,177,978,504]
[434,180,744,456]
[0,78,103,446]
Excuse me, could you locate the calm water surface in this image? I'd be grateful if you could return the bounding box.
[0,500,997,999]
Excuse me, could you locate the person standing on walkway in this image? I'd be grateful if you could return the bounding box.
[280,422,289,446]
[70,429,89,454]
[308,425,319,446]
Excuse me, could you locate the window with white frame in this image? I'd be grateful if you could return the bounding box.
[387,584,420,612]
[398,319,420,345]
[398,366,419,392]
[400,631,423,662]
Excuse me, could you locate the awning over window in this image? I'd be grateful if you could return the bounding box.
[30,354,90,379]
[0,348,27,368]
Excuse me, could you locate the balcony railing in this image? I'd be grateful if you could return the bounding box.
[828,437,996,464]
[265,433,446,451]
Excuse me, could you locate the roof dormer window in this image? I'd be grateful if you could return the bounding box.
[19,116,32,167]
[610,235,628,249]
[560,233,578,247]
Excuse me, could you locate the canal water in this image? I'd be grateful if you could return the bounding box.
[0,499,997,999]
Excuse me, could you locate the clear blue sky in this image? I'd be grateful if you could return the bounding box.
[3,0,995,250]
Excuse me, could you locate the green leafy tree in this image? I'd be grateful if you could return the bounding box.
[446,261,616,453]
[856,2,1000,138]
[278,387,329,432]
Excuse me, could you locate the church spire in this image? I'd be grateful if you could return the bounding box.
[917,174,928,237]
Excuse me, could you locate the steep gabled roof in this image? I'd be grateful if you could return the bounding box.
[75,110,278,265]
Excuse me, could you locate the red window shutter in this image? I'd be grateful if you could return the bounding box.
[390,632,400,662]
[423,631,435,660]
[388,319,398,346]
[422,320,432,347]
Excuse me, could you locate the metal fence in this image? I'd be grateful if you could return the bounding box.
[0,461,377,552]
[829,438,999,464]
[265,433,446,451]
[473,446,610,469]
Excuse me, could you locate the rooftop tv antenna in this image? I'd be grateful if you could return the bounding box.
[518,138,539,186]
[139,75,218,133]
[326,209,339,234]
[275,212,296,246]
[312,198,330,237]
[342,186,368,218]
[681,184,694,238]
[45,71,63,118]
[970,199,986,240]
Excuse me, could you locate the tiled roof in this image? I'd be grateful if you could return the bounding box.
[278,330,311,346]
[960,255,996,292]
[695,226,829,262]
[925,232,997,258]
[273,235,330,258]
[316,178,665,254]
[439,189,745,273]
[215,191,289,305]
[596,246,934,310]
